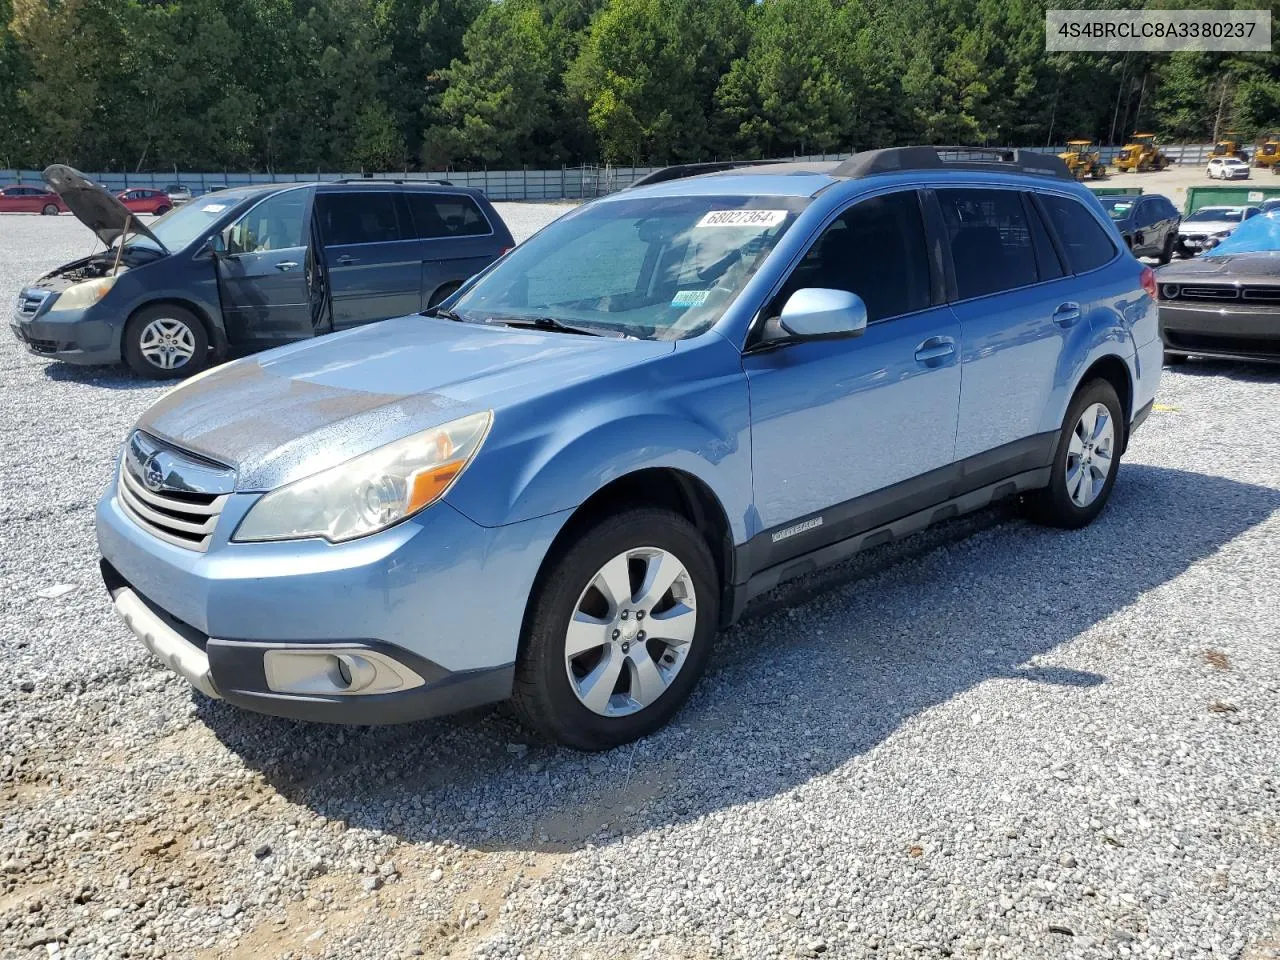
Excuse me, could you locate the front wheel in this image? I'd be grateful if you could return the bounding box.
[1158,233,1175,265]
[1028,379,1123,530]
[41,203,59,216]
[123,305,209,379]
[511,508,719,751]
[154,205,171,216]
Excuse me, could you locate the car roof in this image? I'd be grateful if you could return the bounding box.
[614,150,1088,202]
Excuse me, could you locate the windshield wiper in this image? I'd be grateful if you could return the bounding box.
[424,306,466,322]
[484,315,608,337]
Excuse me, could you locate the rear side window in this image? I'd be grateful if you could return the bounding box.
[316,192,406,245]
[407,192,491,239]
[936,189,1039,299]
[1039,194,1118,274]
[777,190,931,322]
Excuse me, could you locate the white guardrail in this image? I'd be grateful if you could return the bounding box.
[0,145,1234,202]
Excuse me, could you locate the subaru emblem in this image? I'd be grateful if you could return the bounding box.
[143,456,165,491]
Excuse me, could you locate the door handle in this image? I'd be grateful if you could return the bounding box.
[1053,302,1082,326]
[914,336,956,366]
[275,261,298,271]
[336,255,358,265]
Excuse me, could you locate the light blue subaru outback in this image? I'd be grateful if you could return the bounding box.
[96,147,1162,750]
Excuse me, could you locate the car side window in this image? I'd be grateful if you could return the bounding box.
[316,192,406,246]
[774,190,931,322]
[1245,208,1260,220]
[1039,194,1118,274]
[407,193,491,239]
[224,191,308,255]
[935,188,1039,299]
[1023,195,1065,281]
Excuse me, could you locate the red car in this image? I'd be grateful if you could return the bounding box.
[0,184,67,215]
[116,188,173,216]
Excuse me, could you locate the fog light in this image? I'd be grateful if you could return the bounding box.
[262,647,425,696]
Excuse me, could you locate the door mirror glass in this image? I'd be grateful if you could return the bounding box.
[777,288,868,338]
[203,233,226,257]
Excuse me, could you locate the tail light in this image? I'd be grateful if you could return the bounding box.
[1140,265,1157,300]
[499,247,512,256]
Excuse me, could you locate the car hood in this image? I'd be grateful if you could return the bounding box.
[1157,251,1280,281]
[136,315,674,491]
[41,164,166,251]
[1179,219,1239,235]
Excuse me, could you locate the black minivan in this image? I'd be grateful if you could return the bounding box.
[10,166,515,378]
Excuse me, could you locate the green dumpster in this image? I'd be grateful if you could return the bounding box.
[1184,184,1280,215]
[1089,186,1144,198]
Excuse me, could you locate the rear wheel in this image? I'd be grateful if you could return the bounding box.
[123,304,209,379]
[1028,379,1123,530]
[1158,233,1175,265]
[41,203,59,216]
[426,282,461,310]
[511,507,719,751]
[154,205,171,216]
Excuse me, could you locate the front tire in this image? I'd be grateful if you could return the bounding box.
[1028,379,1123,530]
[41,203,59,216]
[1158,233,1175,265]
[123,304,209,379]
[511,508,720,751]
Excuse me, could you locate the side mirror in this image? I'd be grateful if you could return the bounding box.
[777,288,868,339]
[202,233,226,258]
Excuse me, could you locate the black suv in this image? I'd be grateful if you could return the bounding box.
[10,166,515,378]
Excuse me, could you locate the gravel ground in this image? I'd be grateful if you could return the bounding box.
[2,208,1278,960]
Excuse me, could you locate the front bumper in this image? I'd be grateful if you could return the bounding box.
[10,302,121,365]
[1160,301,1280,361]
[96,479,569,724]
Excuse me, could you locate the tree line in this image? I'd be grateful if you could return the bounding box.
[3,0,1280,174]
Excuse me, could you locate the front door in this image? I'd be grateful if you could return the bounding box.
[314,190,423,329]
[743,189,962,553]
[215,188,317,345]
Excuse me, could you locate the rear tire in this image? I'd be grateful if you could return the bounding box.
[1028,379,1123,530]
[426,282,461,310]
[511,507,720,751]
[1158,234,1175,265]
[123,304,209,379]
[41,203,59,216]
[154,205,171,216]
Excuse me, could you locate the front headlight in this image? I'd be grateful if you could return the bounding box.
[56,276,116,310]
[233,411,493,543]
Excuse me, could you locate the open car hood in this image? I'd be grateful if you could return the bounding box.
[41,164,167,252]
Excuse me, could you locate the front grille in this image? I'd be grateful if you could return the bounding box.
[16,289,49,317]
[118,462,228,552]
[1179,284,1239,300]
[1164,283,1280,304]
[1164,330,1280,356]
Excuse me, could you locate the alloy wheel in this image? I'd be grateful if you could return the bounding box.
[1065,402,1115,508]
[563,547,698,717]
[138,318,197,371]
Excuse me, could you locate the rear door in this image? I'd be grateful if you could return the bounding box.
[404,190,504,307]
[940,187,1082,462]
[215,187,318,345]
[315,189,422,329]
[0,187,38,212]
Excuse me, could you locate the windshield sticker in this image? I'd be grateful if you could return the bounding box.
[200,203,227,213]
[1112,202,1132,213]
[672,289,711,308]
[696,209,787,229]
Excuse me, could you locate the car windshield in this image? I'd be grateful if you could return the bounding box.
[1186,207,1244,223]
[121,195,246,252]
[446,194,805,340]
[1100,199,1135,219]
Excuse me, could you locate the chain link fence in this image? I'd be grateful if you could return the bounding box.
[0,145,1230,202]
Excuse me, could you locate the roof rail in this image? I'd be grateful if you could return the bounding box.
[833,146,1071,181]
[628,160,777,189]
[333,177,454,186]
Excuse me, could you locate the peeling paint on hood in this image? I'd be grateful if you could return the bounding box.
[136,315,673,491]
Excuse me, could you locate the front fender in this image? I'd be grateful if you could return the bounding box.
[445,334,753,542]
